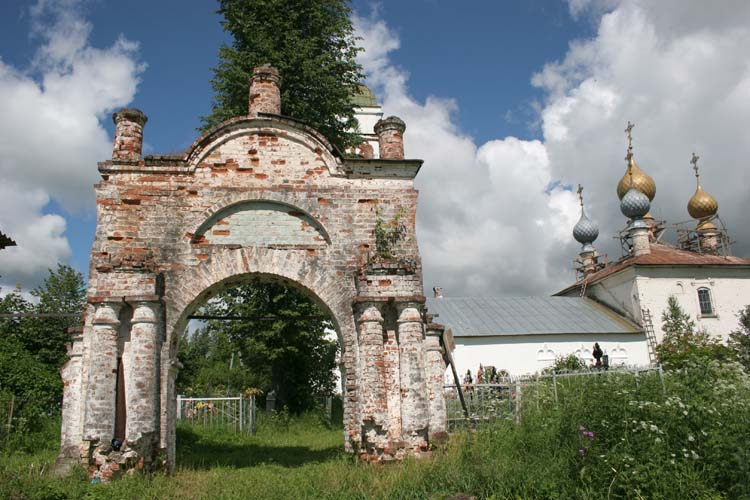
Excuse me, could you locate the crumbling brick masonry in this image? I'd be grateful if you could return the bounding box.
[55,66,447,478]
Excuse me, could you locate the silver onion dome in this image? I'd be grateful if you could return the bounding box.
[620,187,650,219]
[573,211,599,246]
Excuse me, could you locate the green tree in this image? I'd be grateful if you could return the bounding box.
[729,305,750,371]
[177,278,338,412]
[177,326,262,397]
[202,0,364,148]
[656,295,729,369]
[0,285,36,344]
[28,264,86,367]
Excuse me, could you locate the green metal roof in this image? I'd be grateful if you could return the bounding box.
[426,297,640,337]
[351,84,378,107]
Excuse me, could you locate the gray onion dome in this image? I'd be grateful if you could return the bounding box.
[573,211,599,246]
[620,187,650,219]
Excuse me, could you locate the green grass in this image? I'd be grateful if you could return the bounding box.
[2,363,749,499]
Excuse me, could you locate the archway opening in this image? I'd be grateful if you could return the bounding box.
[174,274,344,468]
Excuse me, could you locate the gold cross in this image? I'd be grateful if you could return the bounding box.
[691,152,700,180]
[625,121,635,150]
[577,184,584,207]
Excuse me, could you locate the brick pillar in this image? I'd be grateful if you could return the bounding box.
[356,303,389,455]
[54,328,85,473]
[699,226,719,254]
[396,302,429,451]
[630,226,651,256]
[84,301,122,442]
[126,301,161,443]
[374,116,406,160]
[424,324,448,442]
[112,109,147,161]
[249,64,282,115]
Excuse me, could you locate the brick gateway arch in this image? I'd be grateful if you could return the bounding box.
[55,67,447,478]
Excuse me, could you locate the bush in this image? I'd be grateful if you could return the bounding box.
[545,353,587,373]
[0,337,61,437]
[729,305,750,371]
[656,295,730,369]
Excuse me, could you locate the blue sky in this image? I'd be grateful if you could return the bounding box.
[1,0,749,296]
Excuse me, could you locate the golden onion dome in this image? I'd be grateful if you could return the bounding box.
[687,153,718,222]
[697,219,717,231]
[617,155,656,201]
[688,185,718,220]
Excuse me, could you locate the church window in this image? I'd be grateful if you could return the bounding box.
[697,288,714,316]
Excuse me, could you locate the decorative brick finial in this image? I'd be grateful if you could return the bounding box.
[249,64,282,115]
[112,109,147,162]
[374,116,406,160]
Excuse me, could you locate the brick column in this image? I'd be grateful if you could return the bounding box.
[357,303,388,454]
[126,300,161,442]
[424,324,448,441]
[112,109,147,161]
[84,301,122,442]
[374,116,406,160]
[249,64,282,115]
[396,302,429,450]
[55,328,85,473]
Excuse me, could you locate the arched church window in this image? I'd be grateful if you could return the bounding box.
[697,287,714,316]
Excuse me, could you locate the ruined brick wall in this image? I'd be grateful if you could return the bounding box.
[57,67,446,478]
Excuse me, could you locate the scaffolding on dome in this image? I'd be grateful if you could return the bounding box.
[673,215,733,256]
[615,217,668,258]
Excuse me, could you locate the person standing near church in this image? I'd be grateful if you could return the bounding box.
[593,343,604,368]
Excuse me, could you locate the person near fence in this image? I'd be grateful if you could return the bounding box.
[592,342,604,368]
[463,369,473,392]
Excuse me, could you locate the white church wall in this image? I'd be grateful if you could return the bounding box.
[354,105,383,157]
[448,333,650,379]
[633,267,750,342]
[584,268,641,323]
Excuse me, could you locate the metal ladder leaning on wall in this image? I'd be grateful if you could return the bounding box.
[641,308,658,366]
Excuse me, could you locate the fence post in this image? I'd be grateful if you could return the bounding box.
[326,396,333,427]
[251,394,257,435]
[5,395,14,437]
[552,372,558,404]
[239,396,244,432]
[176,395,182,421]
[634,366,640,391]
[515,381,521,424]
[658,364,666,396]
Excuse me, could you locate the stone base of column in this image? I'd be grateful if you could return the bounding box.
[85,433,163,482]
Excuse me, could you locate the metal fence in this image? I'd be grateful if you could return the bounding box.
[445,365,664,427]
[1,396,15,442]
[176,395,256,434]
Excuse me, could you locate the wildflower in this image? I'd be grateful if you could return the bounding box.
[578,425,586,431]
[688,435,695,442]
[655,437,662,443]
[579,448,585,456]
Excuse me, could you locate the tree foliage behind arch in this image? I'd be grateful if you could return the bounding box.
[202,0,364,149]
[177,278,338,413]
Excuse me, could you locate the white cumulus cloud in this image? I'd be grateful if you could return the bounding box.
[353,11,579,297]
[0,0,143,290]
[354,0,750,297]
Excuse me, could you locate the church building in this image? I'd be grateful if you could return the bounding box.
[430,123,750,376]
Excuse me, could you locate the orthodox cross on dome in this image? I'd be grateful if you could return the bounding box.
[577,184,584,207]
[691,152,701,183]
[624,121,635,159]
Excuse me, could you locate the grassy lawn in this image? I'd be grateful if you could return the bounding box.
[2,363,749,499]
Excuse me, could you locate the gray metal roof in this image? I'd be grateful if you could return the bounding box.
[426,296,640,337]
